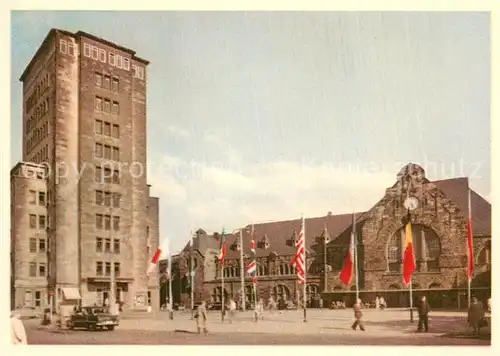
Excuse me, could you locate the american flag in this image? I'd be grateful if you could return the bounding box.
[291,217,306,284]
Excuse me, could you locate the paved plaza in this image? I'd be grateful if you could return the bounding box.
[25,308,491,345]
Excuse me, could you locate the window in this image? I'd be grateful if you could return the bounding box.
[112,170,120,184]
[95,120,103,134]
[68,42,75,56]
[29,190,36,204]
[112,147,120,161]
[84,43,91,57]
[39,239,46,252]
[104,145,111,160]
[95,166,102,182]
[104,122,111,136]
[96,237,103,252]
[105,262,111,276]
[104,168,112,183]
[95,97,102,111]
[123,58,130,71]
[96,214,103,229]
[113,239,120,254]
[116,55,123,69]
[112,78,119,92]
[30,238,37,253]
[112,101,119,115]
[39,215,46,229]
[138,67,145,79]
[105,238,111,253]
[109,53,115,66]
[59,39,68,54]
[104,99,111,113]
[38,192,46,206]
[29,214,37,229]
[35,291,42,307]
[104,215,111,230]
[95,73,102,87]
[95,143,103,158]
[91,46,99,60]
[95,190,103,205]
[113,216,120,231]
[114,262,121,277]
[96,261,103,276]
[104,192,111,206]
[39,263,46,277]
[103,75,111,90]
[29,262,37,277]
[99,49,106,62]
[112,193,120,208]
[112,124,120,138]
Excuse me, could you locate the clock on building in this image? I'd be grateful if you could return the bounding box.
[404,196,419,211]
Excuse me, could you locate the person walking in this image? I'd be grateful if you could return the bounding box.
[194,301,208,335]
[228,298,237,324]
[351,298,365,331]
[417,296,431,332]
[11,312,28,345]
[254,299,264,322]
[468,297,485,335]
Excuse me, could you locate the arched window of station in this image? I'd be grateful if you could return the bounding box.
[477,244,491,266]
[428,283,441,289]
[388,284,400,290]
[211,287,228,303]
[244,285,254,303]
[386,224,441,273]
[272,284,291,301]
[306,284,320,299]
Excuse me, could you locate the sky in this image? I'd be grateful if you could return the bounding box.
[10,11,490,253]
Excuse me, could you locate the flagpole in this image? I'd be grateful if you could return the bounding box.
[302,215,307,323]
[168,241,173,320]
[239,229,245,311]
[221,230,225,322]
[190,231,195,320]
[252,224,257,312]
[467,187,473,308]
[323,223,328,294]
[353,211,359,302]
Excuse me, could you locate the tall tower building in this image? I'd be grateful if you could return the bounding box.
[11,29,160,311]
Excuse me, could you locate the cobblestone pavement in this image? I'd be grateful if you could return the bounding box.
[25,308,491,345]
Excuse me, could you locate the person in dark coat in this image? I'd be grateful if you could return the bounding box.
[468,297,485,335]
[417,296,431,332]
[351,298,365,331]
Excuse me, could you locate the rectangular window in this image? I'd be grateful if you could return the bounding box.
[96,214,103,229]
[95,97,102,111]
[39,263,46,277]
[123,58,130,71]
[99,49,106,62]
[105,238,111,253]
[39,215,46,229]
[95,72,102,87]
[112,147,120,161]
[91,46,99,60]
[113,239,120,254]
[104,191,111,206]
[59,39,68,54]
[96,262,103,276]
[104,99,111,113]
[29,214,37,229]
[114,262,121,277]
[105,262,111,276]
[35,291,42,307]
[84,43,91,57]
[116,55,123,69]
[104,168,112,183]
[95,120,103,134]
[113,216,120,231]
[112,102,119,115]
[103,75,111,90]
[104,145,111,160]
[104,122,111,136]
[132,64,137,77]
[39,239,46,253]
[112,124,120,138]
[109,53,115,66]
[112,193,120,208]
[95,190,103,205]
[112,78,119,92]
[95,166,102,182]
[96,237,103,252]
[95,143,103,158]
[29,262,37,277]
[68,42,75,56]
[29,238,37,253]
[29,190,36,204]
[112,170,120,184]
[38,192,45,206]
[138,67,144,80]
[104,215,111,230]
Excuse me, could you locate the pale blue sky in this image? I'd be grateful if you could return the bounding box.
[11,11,490,253]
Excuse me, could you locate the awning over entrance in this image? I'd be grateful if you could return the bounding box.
[62,287,81,300]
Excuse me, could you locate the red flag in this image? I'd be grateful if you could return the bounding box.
[339,229,354,285]
[467,189,474,280]
[402,220,416,286]
[291,217,306,284]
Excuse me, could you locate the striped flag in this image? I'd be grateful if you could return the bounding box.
[246,260,256,275]
[467,189,474,280]
[147,239,169,276]
[291,217,306,284]
[247,224,257,284]
[402,215,416,286]
[339,219,355,285]
[218,229,227,265]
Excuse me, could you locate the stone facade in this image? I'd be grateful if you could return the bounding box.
[12,29,160,311]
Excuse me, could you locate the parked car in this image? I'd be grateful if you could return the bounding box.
[67,306,119,331]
